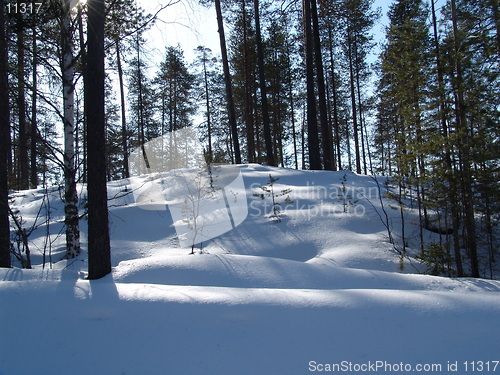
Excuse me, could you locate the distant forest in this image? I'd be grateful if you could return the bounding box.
[0,0,499,278]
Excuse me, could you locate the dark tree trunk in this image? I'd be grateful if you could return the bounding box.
[116,40,129,178]
[310,0,333,170]
[17,11,29,190]
[242,0,255,163]
[86,0,111,280]
[202,51,213,163]
[254,0,275,166]
[328,26,342,170]
[30,22,38,188]
[303,0,321,170]
[77,4,88,183]
[354,38,367,175]
[287,55,299,170]
[347,28,361,174]
[0,2,11,268]
[215,0,241,164]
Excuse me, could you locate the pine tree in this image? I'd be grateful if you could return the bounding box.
[377,0,433,263]
[0,2,11,268]
[154,46,195,134]
[106,0,149,179]
[303,0,321,170]
[214,0,242,164]
[192,46,220,163]
[87,0,111,280]
[15,6,29,190]
[253,0,275,166]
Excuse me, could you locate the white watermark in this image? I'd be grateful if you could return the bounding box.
[128,127,248,249]
[308,360,500,373]
[248,199,367,219]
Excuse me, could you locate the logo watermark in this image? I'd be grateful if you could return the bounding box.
[128,127,247,249]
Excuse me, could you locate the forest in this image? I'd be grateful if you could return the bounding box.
[0,0,499,279]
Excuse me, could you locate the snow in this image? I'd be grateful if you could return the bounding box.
[1,165,500,375]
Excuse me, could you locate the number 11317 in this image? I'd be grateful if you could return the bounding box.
[6,2,43,14]
[463,361,499,372]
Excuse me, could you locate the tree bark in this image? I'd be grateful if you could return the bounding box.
[16,9,29,190]
[347,27,361,174]
[201,49,213,163]
[254,0,275,166]
[214,0,241,164]
[30,22,38,188]
[0,2,11,268]
[303,0,321,170]
[328,26,342,170]
[116,40,129,178]
[87,0,111,280]
[242,0,255,164]
[61,0,80,259]
[310,0,333,170]
[77,4,88,183]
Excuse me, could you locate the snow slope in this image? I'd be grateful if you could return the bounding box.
[1,165,499,375]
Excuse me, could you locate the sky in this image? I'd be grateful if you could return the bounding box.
[136,0,220,66]
[133,0,447,78]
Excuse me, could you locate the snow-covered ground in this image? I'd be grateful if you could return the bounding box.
[1,165,499,375]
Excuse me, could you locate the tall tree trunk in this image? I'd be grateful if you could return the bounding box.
[61,0,80,259]
[214,0,241,164]
[310,0,333,170]
[17,11,29,190]
[135,36,150,170]
[242,0,255,164]
[287,54,299,170]
[30,22,38,188]
[77,4,88,183]
[451,0,479,277]
[354,38,367,175]
[115,40,129,178]
[87,0,111,280]
[328,26,342,170]
[0,2,11,268]
[303,0,321,170]
[253,0,275,166]
[201,50,213,163]
[347,27,361,174]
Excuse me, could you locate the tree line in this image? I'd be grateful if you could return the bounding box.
[0,0,498,278]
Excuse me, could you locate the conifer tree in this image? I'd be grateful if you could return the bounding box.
[0,2,11,268]
[15,6,29,190]
[253,0,275,166]
[214,0,242,164]
[192,46,221,163]
[87,0,111,280]
[154,46,195,135]
[303,0,321,170]
[106,0,149,178]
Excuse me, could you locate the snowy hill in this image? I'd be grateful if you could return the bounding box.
[1,165,500,375]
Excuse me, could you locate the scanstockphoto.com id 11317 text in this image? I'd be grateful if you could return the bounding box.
[307,360,500,373]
